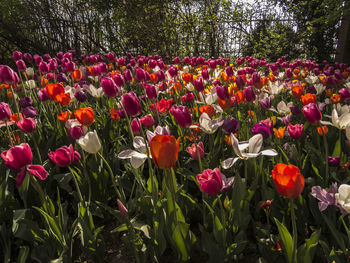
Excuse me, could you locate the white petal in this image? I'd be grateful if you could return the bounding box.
[238,143,249,151]
[133,136,147,153]
[130,154,148,169]
[346,125,350,140]
[339,113,350,129]
[222,157,239,169]
[230,133,243,158]
[249,134,263,153]
[243,153,261,158]
[261,149,278,156]
[118,149,138,159]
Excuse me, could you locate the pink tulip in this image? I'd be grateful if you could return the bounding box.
[1,143,48,188]
[48,144,81,167]
[117,199,128,218]
[0,102,12,121]
[186,142,204,160]
[193,77,204,92]
[16,118,37,133]
[302,103,322,124]
[170,105,192,128]
[0,65,19,84]
[287,124,304,140]
[197,168,223,196]
[141,114,155,128]
[101,77,119,98]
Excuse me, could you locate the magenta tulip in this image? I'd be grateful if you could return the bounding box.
[16,118,36,133]
[302,103,322,124]
[122,92,142,117]
[1,143,48,188]
[0,65,19,84]
[101,77,119,98]
[16,60,26,71]
[145,84,157,100]
[287,124,304,140]
[141,114,155,128]
[193,77,205,92]
[48,144,81,167]
[196,168,223,196]
[131,118,141,134]
[0,102,12,121]
[170,105,192,128]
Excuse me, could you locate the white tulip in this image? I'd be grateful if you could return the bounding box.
[335,184,350,214]
[118,136,150,169]
[191,113,224,134]
[77,130,101,154]
[26,80,36,89]
[222,133,278,169]
[320,106,350,130]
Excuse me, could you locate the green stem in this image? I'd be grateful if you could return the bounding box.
[97,151,126,203]
[290,199,297,263]
[81,151,92,205]
[5,120,14,146]
[68,166,84,204]
[218,195,227,245]
[318,124,329,182]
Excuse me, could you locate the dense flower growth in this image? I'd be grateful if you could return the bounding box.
[0,52,349,262]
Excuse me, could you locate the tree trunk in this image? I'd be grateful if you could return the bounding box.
[335,2,350,63]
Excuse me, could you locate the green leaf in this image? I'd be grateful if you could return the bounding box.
[172,224,189,261]
[321,213,346,253]
[213,216,224,245]
[297,229,320,263]
[17,245,30,263]
[274,217,293,263]
[332,136,341,157]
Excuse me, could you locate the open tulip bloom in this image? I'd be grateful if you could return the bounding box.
[191,112,224,134]
[222,133,278,169]
[320,106,350,130]
[118,136,151,169]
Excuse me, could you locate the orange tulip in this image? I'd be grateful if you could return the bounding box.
[110,107,120,121]
[182,73,193,83]
[56,93,71,106]
[330,94,341,104]
[317,126,328,136]
[46,83,65,101]
[150,135,180,169]
[58,111,72,122]
[72,69,83,81]
[10,113,23,122]
[272,163,304,199]
[292,85,304,99]
[273,127,286,139]
[301,93,316,105]
[74,107,94,126]
[199,105,215,117]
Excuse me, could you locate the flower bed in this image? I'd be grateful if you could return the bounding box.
[0,51,350,262]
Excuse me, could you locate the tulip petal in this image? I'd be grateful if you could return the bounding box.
[130,154,148,169]
[261,149,278,156]
[222,157,239,169]
[248,134,263,153]
[27,165,48,180]
[118,149,139,159]
[16,169,27,188]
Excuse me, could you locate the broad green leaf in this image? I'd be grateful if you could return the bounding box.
[297,229,320,263]
[213,216,224,245]
[332,137,341,157]
[172,224,189,261]
[322,213,346,253]
[17,245,30,263]
[274,217,293,263]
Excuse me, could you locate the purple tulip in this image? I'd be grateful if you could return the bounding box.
[243,86,256,102]
[259,96,272,109]
[122,92,142,117]
[16,118,36,133]
[216,85,229,100]
[0,102,12,121]
[39,61,49,74]
[74,90,88,102]
[328,157,340,167]
[170,105,192,128]
[24,53,33,63]
[22,106,38,118]
[225,66,234,77]
[123,69,133,82]
[168,65,178,78]
[201,69,209,80]
[221,116,238,134]
[145,84,157,100]
[19,97,34,108]
[131,118,141,134]
[193,77,205,92]
[251,122,271,139]
[302,103,322,124]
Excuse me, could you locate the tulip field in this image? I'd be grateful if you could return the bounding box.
[1,51,350,262]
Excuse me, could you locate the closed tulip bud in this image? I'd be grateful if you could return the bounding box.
[48,144,81,167]
[193,77,205,92]
[22,106,38,118]
[0,65,19,84]
[141,114,155,127]
[39,61,49,74]
[201,69,209,80]
[170,105,192,128]
[168,65,178,78]
[123,69,133,82]
[112,74,124,87]
[183,56,190,64]
[33,55,43,65]
[286,68,293,78]
[156,70,165,81]
[131,118,141,134]
[287,124,303,140]
[216,85,229,100]
[74,90,88,102]
[243,86,256,102]
[16,60,26,71]
[150,135,180,169]
[101,77,119,98]
[37,88,50,101]
[117,199,128,218]
[225,66,234,77]
[68,125,85,140]
[18,97,33,108]
[290,105,300,115]
[99,62,108,74]
[328,156,340,167]
[235,76,245,89]
[145,84,157,100]
[302,103,322,124]
[339,88,350,101]
[23,53,32,63]
[148,59,157,69]
[259,96,272,109]
[181,92,194,104]
[117,57,126,66]
[252,72,260,83]
[77,130,101,154]
[65,61,75,73]
[272,163,304,199]
[0,102,12,121]
[221,116,239,134]
[122,92,142,117]
[13,51,22,61]
[106,53,115,62]
[16,118,37,133]
[172,57,180,64]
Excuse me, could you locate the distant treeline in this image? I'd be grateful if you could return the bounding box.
[0,0,349,64]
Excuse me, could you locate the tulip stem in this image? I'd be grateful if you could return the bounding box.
[218,195,227,245]
[318,124,329,182]
[5,120,14,146]
[290,199,297,263]
[32,133,42,164]
[119,98,135,142]
[81,151,92,205]
[97,151,126,204]
[68,166,84,204]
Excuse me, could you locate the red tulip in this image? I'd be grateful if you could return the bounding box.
[272,163,304,199]
[48,144,81,167]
